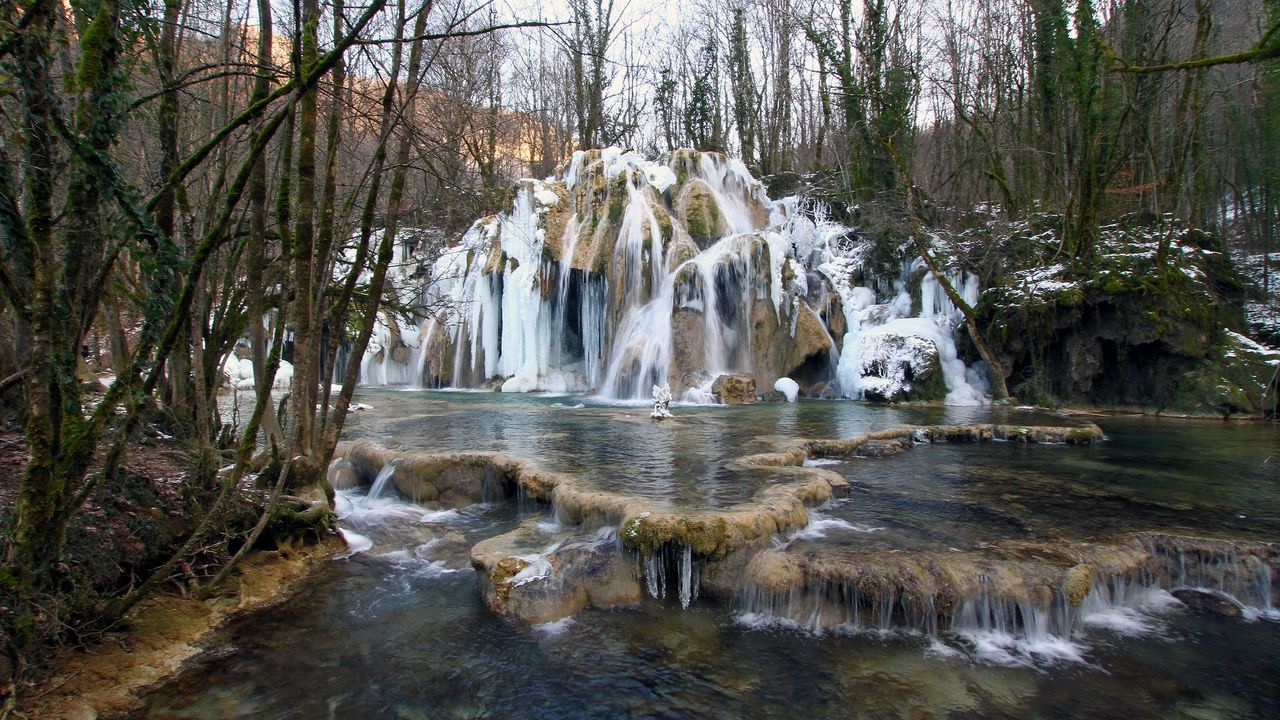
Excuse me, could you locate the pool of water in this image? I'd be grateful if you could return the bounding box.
[131,393,1280,719]
[801,417,1280,550]
[341,390,1069,509]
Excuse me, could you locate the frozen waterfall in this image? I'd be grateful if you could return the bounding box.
[354,148,993,406]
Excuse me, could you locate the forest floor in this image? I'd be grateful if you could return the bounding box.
[0,415,346,719]
[18,535,342,720]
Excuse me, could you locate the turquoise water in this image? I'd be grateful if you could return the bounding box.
[810,417,1280,550]
[131,393,1280,719]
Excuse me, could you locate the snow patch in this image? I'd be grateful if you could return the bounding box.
[774,377,799,402]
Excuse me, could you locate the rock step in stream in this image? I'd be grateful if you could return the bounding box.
[330,421,1277,639]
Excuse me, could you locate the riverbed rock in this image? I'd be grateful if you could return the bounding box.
[1171,588,1244,618]
[711,373,757,404]
[326,457,361,490]
[420,528,473,570]
[472,522,642,624]
[855,436,913,458]
[1064,564,1092,607]
[335,444,512,506]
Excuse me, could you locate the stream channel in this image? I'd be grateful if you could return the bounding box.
[132,390,1279,719]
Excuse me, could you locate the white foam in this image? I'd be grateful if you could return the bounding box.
[419,509,463,524]
[534,617,577,636]
[954,629,1088,667]
[1243,607,1280,622]
[335,528,373,559]
[336,489,423,526]
[510,541,564,587]
[802,458,844,467]
[1081,607,1157,636]
[925,638,964,660]
[380,551,458,578]
[790,512,882,541]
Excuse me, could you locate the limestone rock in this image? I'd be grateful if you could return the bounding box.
[1064,564,1092,607]
[669,308,707,392]
[855,437,913,458]
[1172,588,1244,618]
[711,373,757,404]
[676,181,727,249]
[747,298,834,394]
[336,444,509,507]
[421,321,451,387]
[472,522,641,624]
[422,528,473,570]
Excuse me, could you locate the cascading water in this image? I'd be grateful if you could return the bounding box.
[356,148,994,405]
[367,464,397,502]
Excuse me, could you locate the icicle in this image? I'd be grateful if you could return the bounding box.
[678,544,697,609]
[644,551,665,599]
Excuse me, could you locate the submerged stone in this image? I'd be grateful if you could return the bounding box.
[1171,588,1244,618]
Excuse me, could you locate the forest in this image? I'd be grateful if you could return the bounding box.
[1,0,1278,714]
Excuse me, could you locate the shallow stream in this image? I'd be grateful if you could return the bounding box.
[133,391,1280,719]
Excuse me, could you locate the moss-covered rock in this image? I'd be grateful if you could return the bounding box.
[676,181,726,249]
[972,219,1269,415]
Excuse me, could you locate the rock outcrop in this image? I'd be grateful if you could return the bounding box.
[711,373,757,404]
[1171,588,1244,617]
[849,330,946,402]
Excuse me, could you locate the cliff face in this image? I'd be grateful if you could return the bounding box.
[968,215,1277,414]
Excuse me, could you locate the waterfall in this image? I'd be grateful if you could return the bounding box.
[356,148,997,405]
[367,464,397,501]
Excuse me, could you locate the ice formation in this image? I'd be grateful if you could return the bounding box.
[221,355,293,390]
[774,377,799,402]
[651,383,673,419]
[355,149,992,405]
